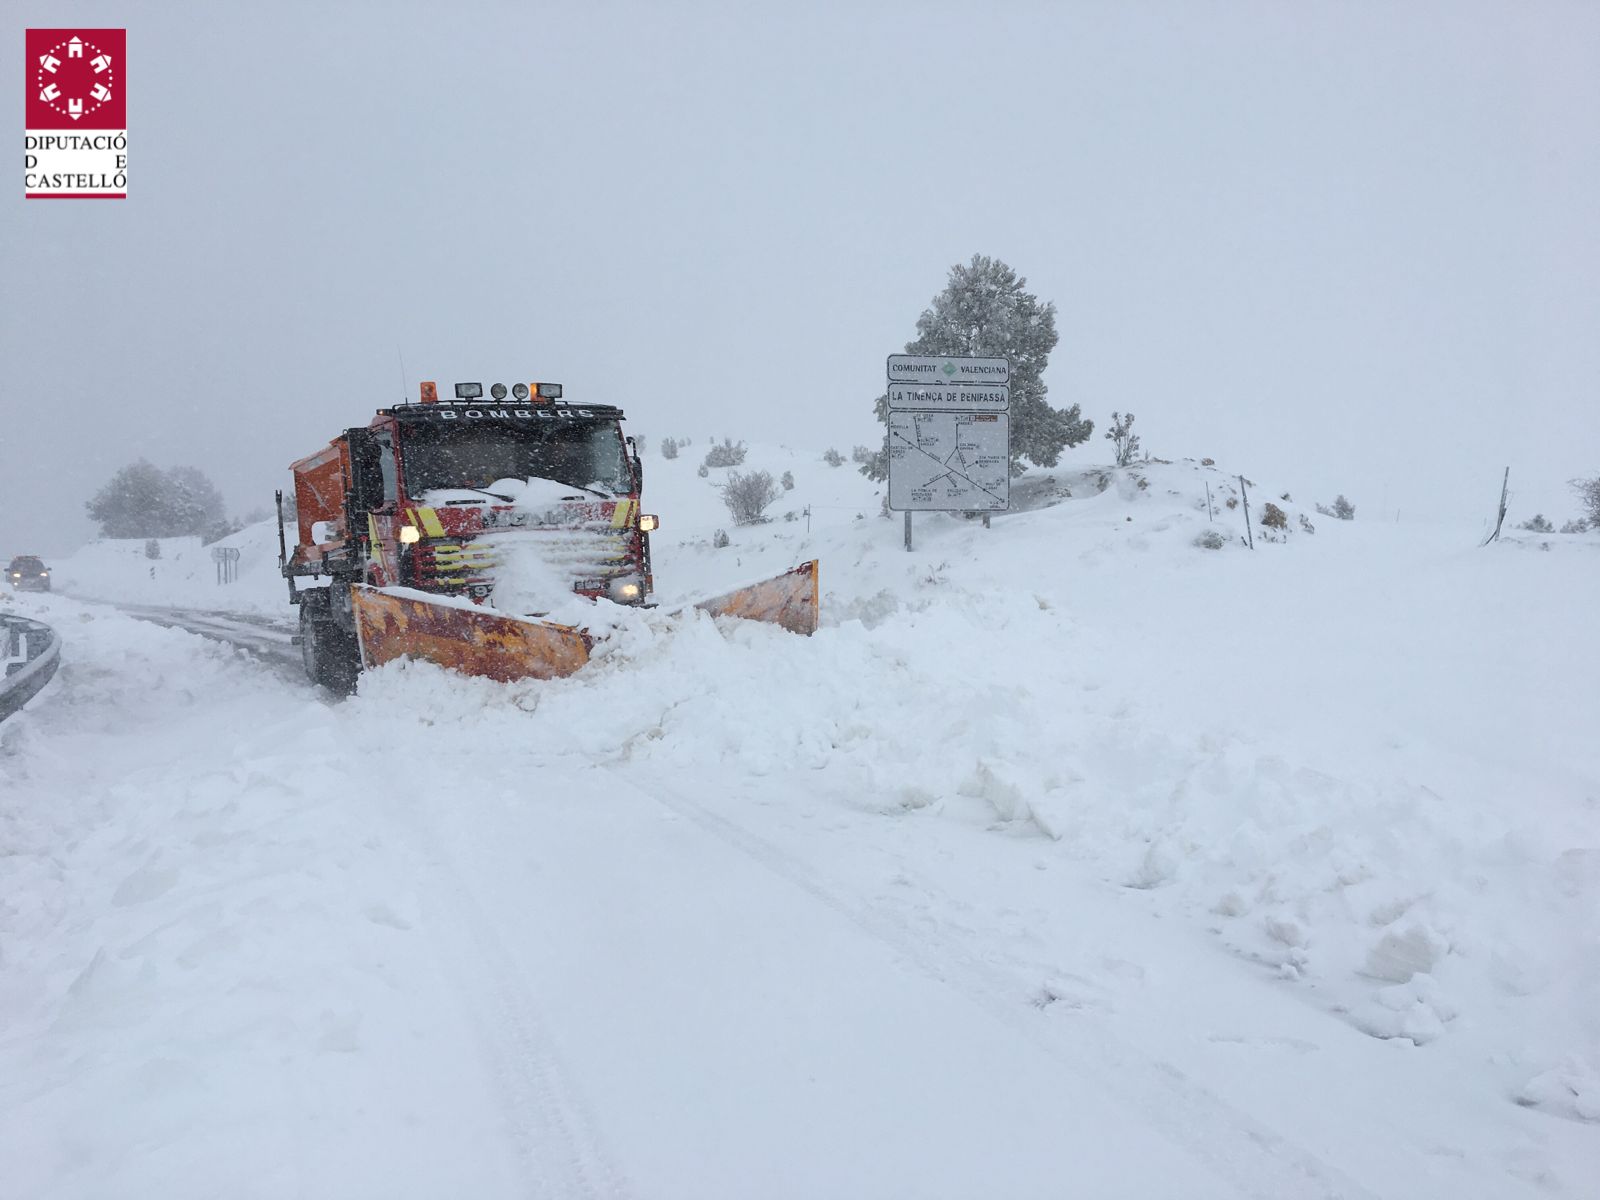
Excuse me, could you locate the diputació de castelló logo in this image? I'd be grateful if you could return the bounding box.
[25,28,126,198]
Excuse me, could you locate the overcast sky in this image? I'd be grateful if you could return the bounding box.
[4,0,1597,555]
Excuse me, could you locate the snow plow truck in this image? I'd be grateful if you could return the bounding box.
[279,379,818,691]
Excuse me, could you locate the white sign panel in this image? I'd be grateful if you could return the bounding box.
[887,411,1010,512]
[886,382,1009,412]
[887,355,1011,386]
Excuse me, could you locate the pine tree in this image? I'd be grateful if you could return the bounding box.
[861,255,1092,480]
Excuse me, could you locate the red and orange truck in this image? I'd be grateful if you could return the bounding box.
[279,379,816,691]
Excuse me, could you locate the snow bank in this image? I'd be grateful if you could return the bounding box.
[48,521,287,614]
[369,455,1600,1107]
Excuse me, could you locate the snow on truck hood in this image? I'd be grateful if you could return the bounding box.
[419,476,612,513]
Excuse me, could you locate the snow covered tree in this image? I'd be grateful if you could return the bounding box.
[720,470,780,525]
[85,460,173,538]
[661,437,679,460]
[1572,474,1600,527]
[1106,411,1140,467]
[1318,494,1356,521]
[168,466,229,542]
[703,438,747,468]
[1518,514,1554,533]
[861,255,1092,480]
[823,447,845,467]
[85,461,230,539]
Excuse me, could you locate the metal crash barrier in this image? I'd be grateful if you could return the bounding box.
[1,614,62,723]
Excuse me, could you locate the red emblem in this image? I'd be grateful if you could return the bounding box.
[26,29,125,130]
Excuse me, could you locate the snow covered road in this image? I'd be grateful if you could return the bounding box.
[0,605,1363,1199]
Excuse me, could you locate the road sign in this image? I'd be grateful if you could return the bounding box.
[886,382,1009,412]
[887,355,1010,385]
[887,411,1010,512]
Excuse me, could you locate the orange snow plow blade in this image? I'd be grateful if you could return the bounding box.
[350,561,818,684]
[352,585,593,682]
[693,560,820,636]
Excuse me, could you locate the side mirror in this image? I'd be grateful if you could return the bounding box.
[345,428,385,512]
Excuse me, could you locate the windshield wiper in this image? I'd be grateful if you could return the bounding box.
[443,487,517,504]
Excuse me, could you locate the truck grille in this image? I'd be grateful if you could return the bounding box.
[411,532,633,593]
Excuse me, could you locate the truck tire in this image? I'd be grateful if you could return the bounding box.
[300,606,361,695]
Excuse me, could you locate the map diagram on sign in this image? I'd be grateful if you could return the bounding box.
[887,411,1010,512]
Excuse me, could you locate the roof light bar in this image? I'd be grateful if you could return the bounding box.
[536,382,563,399]
[455,382,483,400]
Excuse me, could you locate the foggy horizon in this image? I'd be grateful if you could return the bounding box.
[4,0,1596,556]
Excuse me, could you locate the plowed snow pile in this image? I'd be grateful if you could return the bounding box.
[3,452,1597,1197]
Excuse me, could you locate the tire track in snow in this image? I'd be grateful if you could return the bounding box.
[402,798,632,1200]
[606,765,1380,1200]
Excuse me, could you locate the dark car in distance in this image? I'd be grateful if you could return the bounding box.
[7,555,50,592]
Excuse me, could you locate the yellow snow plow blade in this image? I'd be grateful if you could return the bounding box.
[352,585,593,682]
[693,560,820,636]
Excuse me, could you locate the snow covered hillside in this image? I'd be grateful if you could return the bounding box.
[2,446,1597,1198]
[47,520,289,615]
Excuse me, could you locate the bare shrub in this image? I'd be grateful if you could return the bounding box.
[781,470,794,491]
[1518,514,1554,533]
[660,437,679,460]
[703,438,747,468]
[1193,529,1226,550]
[1105,411,1140,467]
[1560,518,1589,534]
[823,447,845,467]
[721,470,780,525]
[1571,475,1600,527]
[851,445,874,465]
[712,528,730,548]
[1261,502,1288,530]
[1299,514,1316,534]
[697,464,709,478]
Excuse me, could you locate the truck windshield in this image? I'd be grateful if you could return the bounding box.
[400,420,632,497]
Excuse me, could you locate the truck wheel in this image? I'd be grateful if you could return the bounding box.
[300,607,361,695]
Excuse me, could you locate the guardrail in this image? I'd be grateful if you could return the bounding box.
[1,614,62,723]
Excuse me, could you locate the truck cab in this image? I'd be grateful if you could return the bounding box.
[281,380,655,690]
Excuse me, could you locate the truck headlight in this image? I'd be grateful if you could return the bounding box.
[639,514,659,532]
[607,578,643,604]
[399,526,421,544]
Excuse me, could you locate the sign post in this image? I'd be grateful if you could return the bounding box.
[885,356,1011,550]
